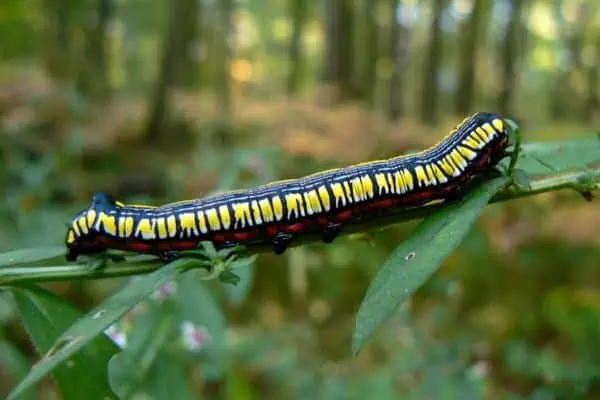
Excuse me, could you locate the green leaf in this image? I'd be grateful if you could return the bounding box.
[229,255,258,271]
[517,136,600,176]
[108,306,173,398]
[11,285,119,400]
[219,270,241,286]
[0,291,16,323]
[223,259,256,305]
[0,246,66,267]
[512,169,532,190]
[141,352,196,400]
[175,272,227,380]
[6,257,193,400]
[199,241,218,258]
[217,245,247,259]
[352,177,510,356]
[0,340,34,400]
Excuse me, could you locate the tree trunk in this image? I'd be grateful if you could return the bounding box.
[362,0,379,105]
[549,1,596,120]
[144,0,181,143]
[585,35,600,120]
[322,0,336,86]
[455,0,483,115]
[173,0,202,89]
[322,0,354,102]
[498,0,524,116]
[41,0,72,81]
[386,0,408,120]
[287,0,306,96]
[214,0,234,145]
[77,0,112,103]
[337,0,354,101]
[419,0,446,125]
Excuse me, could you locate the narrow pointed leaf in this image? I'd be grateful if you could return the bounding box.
[0,247,66,267]
[352,177,510,355]
[11,285,118,400]
[6,258,196,400]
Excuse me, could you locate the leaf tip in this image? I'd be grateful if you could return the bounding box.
[351,334,363,358]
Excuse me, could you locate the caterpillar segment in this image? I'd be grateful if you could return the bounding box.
[65,112,511,261]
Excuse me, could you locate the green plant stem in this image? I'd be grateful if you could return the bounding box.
[0,168,598,286]
[494,169,599,201]
[0,261,163,285]
[506,119,522,175]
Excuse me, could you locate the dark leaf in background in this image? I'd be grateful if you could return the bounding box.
[175,272,228,380]
[108,305,173,398]
[142,351,196,400]
[0,340,34,400]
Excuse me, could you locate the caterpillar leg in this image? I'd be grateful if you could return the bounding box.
[66,249,80,262]
[159,251,181,262]
[272,232,294,255]
[322,222,342,244]
[444,190,465,204]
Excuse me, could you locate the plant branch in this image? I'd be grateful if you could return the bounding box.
[0,259,163,286]
[0,168,598,286]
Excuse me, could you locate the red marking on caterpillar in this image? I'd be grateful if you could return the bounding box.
[335,210,353,221]
[284,222,306,233]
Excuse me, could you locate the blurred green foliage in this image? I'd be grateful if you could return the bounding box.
[1,0,600,399]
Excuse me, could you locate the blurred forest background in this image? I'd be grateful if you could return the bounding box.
[1,0,600,398]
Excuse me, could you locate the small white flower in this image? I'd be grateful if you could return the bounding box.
[151,281,177,302]
[105,324,127,349]
[180,321,211,352]
[467,360,490,380]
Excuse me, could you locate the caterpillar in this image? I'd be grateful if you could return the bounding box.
[65,112,511,261]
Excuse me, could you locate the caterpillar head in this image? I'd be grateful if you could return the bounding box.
[65,192,118,261]
[465,112,512,161]
[480,112,512,162]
